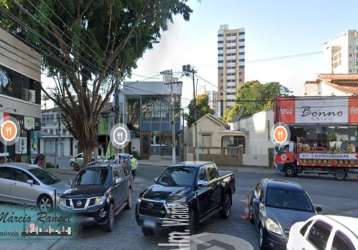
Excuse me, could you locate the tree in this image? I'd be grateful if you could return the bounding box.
[0,0,192,164]
[223,81,292,122]
[185,94,214,127]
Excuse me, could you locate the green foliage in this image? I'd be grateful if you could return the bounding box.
[184,94,214,127]
[0,0,192,164]
[45,162,55,168]
[224,81,292,122]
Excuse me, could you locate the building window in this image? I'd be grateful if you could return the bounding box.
[239,39,245,42]
[239,32,245,36]
[201,134,212,147]
[0,65,41,104]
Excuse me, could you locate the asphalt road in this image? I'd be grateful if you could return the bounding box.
[1,165,358,250]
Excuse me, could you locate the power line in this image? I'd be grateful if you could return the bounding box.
[246,51,322,63]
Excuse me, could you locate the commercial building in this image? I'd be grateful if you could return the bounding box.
[304,74,358,96]
[40,107,79,158]
[323,30,358,74]
[119,81,183,159]
[217,24,245,117]
[0,27,41,161]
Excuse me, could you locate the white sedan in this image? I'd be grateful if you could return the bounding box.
[287,215,358,250]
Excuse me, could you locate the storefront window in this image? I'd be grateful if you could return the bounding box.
[294,126,358,153]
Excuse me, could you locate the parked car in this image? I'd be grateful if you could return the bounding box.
[135,161,235,236]
[287,215,358,250]
[59,160,132,232]
[248,178,321,250]
[0,162,69,211]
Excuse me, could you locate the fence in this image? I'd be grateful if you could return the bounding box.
[185,146,243,166]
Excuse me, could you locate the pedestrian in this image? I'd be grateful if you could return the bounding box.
[130,155,137,179]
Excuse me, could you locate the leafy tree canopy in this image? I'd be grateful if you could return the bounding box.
[185,94,214,127]
[0,0,192,164]
[223,81,292,122]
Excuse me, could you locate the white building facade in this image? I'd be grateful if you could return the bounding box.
[305,74,358,96]
[323,30,358,74]
[40,108,79,157]
[231,110,274,167]
[217,25,245,117]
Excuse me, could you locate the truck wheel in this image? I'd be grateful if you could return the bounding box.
[189,209,198,234]
[284,166,296,177]
[125,189,132,210]
[220,193,232,219]
[335,169,347,181]
[142,227,154,236]
[103,203,114,232]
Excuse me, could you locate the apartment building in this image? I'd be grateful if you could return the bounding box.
[323,30,358,74]
[217,25,245,117]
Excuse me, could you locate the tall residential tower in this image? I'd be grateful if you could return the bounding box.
[323,30,358,74]
[217,25,245,117]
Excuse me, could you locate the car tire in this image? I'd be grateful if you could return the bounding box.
[284,166,296,177]
[249,202,254,224]
[103,203,114,232]
[335,169,347,181]
[259,225,268,250]
[37,195,53,212]
[220,192,232,219]
[125,189,132,210]
[142,227,154,236]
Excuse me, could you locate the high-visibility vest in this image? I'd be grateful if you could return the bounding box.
[130,158,137,170]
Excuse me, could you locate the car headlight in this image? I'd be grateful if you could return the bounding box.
[94,196,106,206]
[265,218,282,235]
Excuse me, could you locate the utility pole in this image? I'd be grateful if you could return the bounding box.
[160,70,182,164]
[183,65,199,161]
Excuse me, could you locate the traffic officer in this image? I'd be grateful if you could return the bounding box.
[130,155,137,179]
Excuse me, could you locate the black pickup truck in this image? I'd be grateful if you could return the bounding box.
[60,160,132,232]
[135,161,235,236]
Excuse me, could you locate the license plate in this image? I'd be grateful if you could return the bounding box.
[143,219,156,228]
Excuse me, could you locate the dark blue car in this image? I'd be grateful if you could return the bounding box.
[248,179,321,250]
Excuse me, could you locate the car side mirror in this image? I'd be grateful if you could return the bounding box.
[315,205,322,213]
[26,179,34,185]
[197,180,208,188]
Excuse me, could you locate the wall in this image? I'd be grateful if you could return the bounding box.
[320,82,348,96]
[194,116,225,148]
[239,110,274,166]
[0,28,41,82]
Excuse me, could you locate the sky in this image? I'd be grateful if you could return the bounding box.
[128,0,358,108]
[42,0,358,109]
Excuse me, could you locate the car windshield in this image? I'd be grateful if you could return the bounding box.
[29,168,60,185]
[75,168,109,185]
[156,167,196,187]
[266,188,314,212]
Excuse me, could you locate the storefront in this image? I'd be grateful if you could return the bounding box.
[0,27,41,162]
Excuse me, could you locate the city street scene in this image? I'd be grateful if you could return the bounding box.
[0,1,358,250]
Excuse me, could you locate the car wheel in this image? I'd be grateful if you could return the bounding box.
[220,193,232,219]
[103,203,114,232]
[335,169,347,181]
[37,195,53,212]
[125,189,132,210]
[285,166,295,177]
[142,227,154,236]
[188,209,198,235]
[259,226,267,250]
